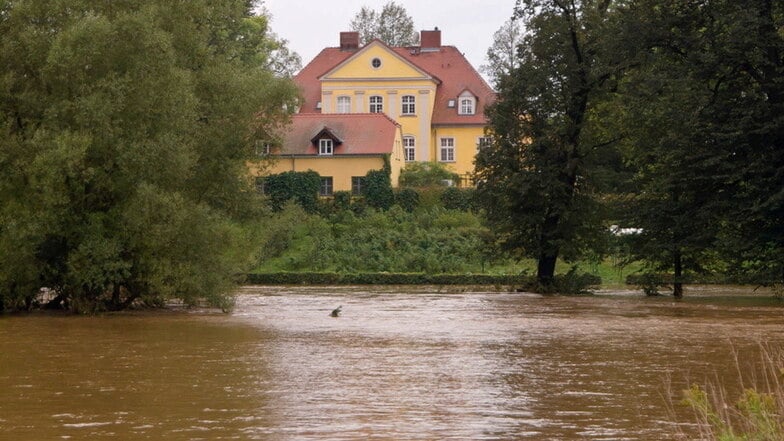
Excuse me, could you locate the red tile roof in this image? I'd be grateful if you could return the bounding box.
[279,113,400,156]
[294,42,495,126]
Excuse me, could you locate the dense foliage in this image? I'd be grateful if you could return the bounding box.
[476,0,628,286]
[254,204,492,274]
[399,162,460,188]
[363,168,395,210]
[478,0,784,296]
[0,0,298,312]
[263,170,321,212]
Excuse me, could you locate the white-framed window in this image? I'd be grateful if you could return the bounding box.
[401,95,415,115]
[351,176,365,195]
[369,95,383,113]
[319,138,333,155]
[477,136,492,151]
[439,138,455,162]
[459,97,475,115]
[337,96,351,113]
[320,177,333,196]
[403,136,416,161]
[371,57,382,68]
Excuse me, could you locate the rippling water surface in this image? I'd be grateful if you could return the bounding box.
[2,286,783,440]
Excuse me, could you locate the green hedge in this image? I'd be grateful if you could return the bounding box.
[245,272,602,291]
[246,272,528,285]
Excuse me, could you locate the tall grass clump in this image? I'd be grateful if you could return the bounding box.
[678,342,784,440]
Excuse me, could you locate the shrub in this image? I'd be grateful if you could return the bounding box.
[332,191,352,211]
[263,170,321,212]
[364,169,394,210]
[395,188,420,212]
[440,187,477,211]
[399,162,460,188]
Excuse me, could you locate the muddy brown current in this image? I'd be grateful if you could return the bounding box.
[1,285,782,440]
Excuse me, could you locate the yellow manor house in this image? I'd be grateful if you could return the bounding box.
[259,28,495,193]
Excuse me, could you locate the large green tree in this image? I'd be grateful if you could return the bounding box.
[615,0,784,296]
[0,0,298,312]
[475,0,633,287]
[349,1,419,46]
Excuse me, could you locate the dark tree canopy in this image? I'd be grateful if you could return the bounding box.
[615,0,784,295]
[479,0,784,295]
[0,0,299,312]
[476,0,630,286]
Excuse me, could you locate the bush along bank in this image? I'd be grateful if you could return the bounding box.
[245,272,601,294]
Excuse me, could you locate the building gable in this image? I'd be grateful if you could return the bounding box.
[320,40,438,83]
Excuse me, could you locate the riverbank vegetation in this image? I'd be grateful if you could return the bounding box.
[476,0,783,296]
[1,0,782,313]
[0,0,299,313]
[677,343,784,440]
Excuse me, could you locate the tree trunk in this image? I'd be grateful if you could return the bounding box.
[537,253,558,286]
[673,249,683,298]
[537,211,561,287]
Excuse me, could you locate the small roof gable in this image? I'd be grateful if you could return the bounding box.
[310,127,343,145]
[279,113,400,156]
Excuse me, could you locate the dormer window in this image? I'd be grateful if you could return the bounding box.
[459,97,475,115]
[458,90,476,115]
[319,139,334,155]
[311,126,342,155]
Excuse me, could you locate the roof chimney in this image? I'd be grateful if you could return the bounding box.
[340,32,360,51]
[420,27,441,51]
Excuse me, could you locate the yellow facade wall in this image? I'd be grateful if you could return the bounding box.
[250,128,404,193]
[430,125,487,177]
[315,42,489,186]
[321,44,440,164]
[264,156,383,192]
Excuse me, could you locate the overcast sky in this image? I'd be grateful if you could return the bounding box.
[261,0,518,78]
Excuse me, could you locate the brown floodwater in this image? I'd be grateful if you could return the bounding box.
[1,285,783,440]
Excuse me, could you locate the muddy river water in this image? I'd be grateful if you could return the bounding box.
[1,285,782,440]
